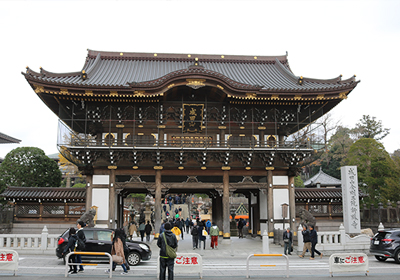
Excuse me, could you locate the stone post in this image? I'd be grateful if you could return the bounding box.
[378,222,384,231]
[154,170,162,239]
[339,223,346,245]
[297,224,303,252]
[262,230,269,254]
[41,225,49,250]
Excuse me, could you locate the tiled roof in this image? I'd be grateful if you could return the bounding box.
[1,187,85,202]
[295,188,342,200]
[303,169,342,187]
[23,50,359,94]
[0,132,21,144]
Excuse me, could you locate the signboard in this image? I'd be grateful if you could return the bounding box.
[329,253,368,276]
[183,104,204,133]
[0,250,19,275]
[341,166,361,234]
[157,253,202,279]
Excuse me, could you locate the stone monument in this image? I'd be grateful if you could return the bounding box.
[341,166,361,234]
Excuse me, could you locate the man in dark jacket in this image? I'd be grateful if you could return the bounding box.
[283,228,293,255]
[309,225,322,259]
[157,222,177,280]
[62,227,78,274]
[299,224,311,258]
[145,220,152,242]
[76,221,86,272]
[237,218,244,238]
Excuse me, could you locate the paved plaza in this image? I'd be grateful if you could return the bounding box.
[1,231,400,279]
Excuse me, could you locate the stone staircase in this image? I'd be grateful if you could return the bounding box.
[11,223,75,235]
[161,203,190,220]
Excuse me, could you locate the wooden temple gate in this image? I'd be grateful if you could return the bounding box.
[23,50,358,239]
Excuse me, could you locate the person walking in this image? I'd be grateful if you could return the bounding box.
[210,222,219,249]
[145,220,152,242]
[237,218,244,238]
[62,227,78,275]
[129,222,137,238]
[107,229,128,275]
[138,222,146,242]
[185,218,190,234]
[283,228,292,255]
[76,221,86,272]
[171,223,182,242]
[299,224,312,258]
[176,218,184,240]
[157,222,178,280]
[191,222,199,249]
[309,225,323,260]
[205,219,211,234]
[198,221,206,250]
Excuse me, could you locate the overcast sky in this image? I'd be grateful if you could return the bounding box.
[1,0,399,158]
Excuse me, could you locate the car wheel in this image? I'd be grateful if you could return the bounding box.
[375,255,387,262]
[394,250,400,264]
[127,251,141,266]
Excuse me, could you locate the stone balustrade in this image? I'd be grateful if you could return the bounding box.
[0,226,59,252]
[297,224,371,254]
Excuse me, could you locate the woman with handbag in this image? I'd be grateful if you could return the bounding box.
[198,220,206,250]
[106,229,128,275]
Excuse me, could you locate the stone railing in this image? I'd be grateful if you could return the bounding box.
[297,224,371,254]
[0,226,59,253]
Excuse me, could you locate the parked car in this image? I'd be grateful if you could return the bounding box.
[370,228,400,263]
[56,227,151,266]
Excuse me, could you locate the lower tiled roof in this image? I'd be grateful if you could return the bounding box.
[295,188,342,201]
[1,187,85,202]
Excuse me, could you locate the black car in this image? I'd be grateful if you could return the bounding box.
[370,228,400,263]
[56,227,151,266]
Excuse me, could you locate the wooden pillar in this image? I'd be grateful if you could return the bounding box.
[154,170,162,239]
[212,195,223,236]
[220,128,226,147]
[248,194,252,235]
[267,170,274,238]
[278,135,285,147]
[159,128,165,146]
[117,126,124,146]
[109,169,116,228]
[255,194,260,235]
[85,175,93,211]
[289,176,296,232]
[260,130,265,147]
[222,171,230,239]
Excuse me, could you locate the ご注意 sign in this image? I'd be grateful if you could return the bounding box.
[341,166,361,234]
[0,250,19,275]
[329,253,369,276]
[157,253,202,279]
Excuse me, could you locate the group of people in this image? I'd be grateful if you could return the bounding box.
[282,224,323,260]
[128,220,153,242]
[190,218,219,250]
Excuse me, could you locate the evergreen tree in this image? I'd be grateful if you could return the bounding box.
[0,147,62,194]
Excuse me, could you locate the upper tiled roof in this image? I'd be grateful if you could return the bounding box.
[23,50,359,94]
[304,168,342,187]
[1,187,85,202]
[0,132,21,144]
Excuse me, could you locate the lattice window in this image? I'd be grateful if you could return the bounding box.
[332,204,343,214]
[43,205,64,215]
[308,205,328,214]
[69,205,86,215]
[17,205,39,215]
